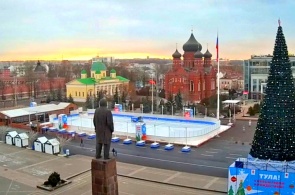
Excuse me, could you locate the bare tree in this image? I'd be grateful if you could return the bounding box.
[56,135,72,155]
[0,126,10,142]
[0,79,5,100]
[27,130,39,148]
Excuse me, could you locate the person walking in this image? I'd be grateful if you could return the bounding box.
[80,138,84,147]
[93,98,114,160]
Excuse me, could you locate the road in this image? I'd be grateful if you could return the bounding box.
[65,120,257,178]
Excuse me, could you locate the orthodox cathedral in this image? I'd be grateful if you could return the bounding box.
[164,32,217,103]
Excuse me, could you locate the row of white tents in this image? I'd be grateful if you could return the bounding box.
[5,131,60,155]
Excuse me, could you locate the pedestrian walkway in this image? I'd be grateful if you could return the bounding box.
[0,142,227,194]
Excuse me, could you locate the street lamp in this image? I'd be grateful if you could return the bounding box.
[167,101,173,116]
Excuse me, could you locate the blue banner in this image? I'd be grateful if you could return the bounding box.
[228,167,295,194]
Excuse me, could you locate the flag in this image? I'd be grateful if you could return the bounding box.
[216,35,219,62]
[149,79,156,85]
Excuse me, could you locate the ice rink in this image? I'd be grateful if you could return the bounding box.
[53,112,221,139]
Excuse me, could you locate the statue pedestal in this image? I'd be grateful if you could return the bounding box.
[91,158,118,195]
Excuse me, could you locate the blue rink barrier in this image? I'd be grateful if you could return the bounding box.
[111,137,120,142]
[123,138,132,145]
[181,146,191,153]
[87,134,96,139]
[112,113,215,125]
[136,140,146,147]
[164,144,174,151]
[77,132,86,137]
[150,142,160,149]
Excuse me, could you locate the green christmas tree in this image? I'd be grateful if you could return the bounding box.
[228,185,234,195]
[175,90,183,110]
[250,22,295,161]
[68,94,74,104]
[236,180,245,195]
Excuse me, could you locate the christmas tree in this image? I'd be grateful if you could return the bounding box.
[249,21,295,161]
[236,180,245,195]
[228,185,234,195]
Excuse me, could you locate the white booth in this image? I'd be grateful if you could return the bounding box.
[33,136,48,152]
[44,138,60,155]
[5,131,18,145]
[14,133,29,148]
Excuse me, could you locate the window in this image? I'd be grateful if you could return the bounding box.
[211,79,215,90]
[79,92,81,96]
[83,92,84,97]
[190,80,194,91]
[203,81,205,90]
[198,82,201,91]
[75,91,77,96]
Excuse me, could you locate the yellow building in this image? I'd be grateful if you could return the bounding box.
[66,61,129,102]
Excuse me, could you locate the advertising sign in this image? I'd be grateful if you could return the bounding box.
[114,104,123,112]
[228,166,295,194]
[184,108,193,118]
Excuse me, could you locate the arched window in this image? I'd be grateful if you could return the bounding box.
[190,80,194,91]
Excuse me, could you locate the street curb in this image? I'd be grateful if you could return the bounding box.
[118,174,227,194]
[63,169,227,194]
[65,169,91,180]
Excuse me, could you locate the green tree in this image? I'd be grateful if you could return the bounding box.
[85,94,92,109]
[250,23,295,161]
[112,87,119,108]
[175,90,183,110]
[253,103,260,114]
[165,93,176,115]
[46,95,52,103]
[247,106,255,116]
[228,185,234,195]
[95,90,104,107]
[236,180,245,195]
[56,85,63,102]
[68,94,74,103]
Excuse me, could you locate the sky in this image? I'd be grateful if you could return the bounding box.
[0,0,295,61]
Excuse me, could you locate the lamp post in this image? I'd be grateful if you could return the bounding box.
[13,76,17,107]
[167,101,173,116]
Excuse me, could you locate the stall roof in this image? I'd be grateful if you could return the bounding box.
[46,138,60,146]
[17,133,29,139]
[0,103,71,118]
[36,136,48,144]
[7,131,18,137]
[222,100,241,104]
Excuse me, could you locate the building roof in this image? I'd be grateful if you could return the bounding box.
[0,102,71,118]
[222,100,240,104]
[172,49,182,58]
[110,69,116,73]
[7,131,18,137]
[81,70,87,74]
[95,70,101,74]
[34,61,46,72]
[17,132,29,139]
[183,33,202,52]
[36,136,48,144]
[46,138,60,146]
[91,61,107,71]
[77,76,129,85]
[204,49,212,58]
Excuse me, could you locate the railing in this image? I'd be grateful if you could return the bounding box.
[53,114,221,139]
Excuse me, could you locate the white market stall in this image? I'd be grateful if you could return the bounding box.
[33,136,48,152]
[44,138,60,155]
[14,133,29,147]
[5,131,18,145]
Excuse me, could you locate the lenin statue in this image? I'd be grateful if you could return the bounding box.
[93,99,114,159]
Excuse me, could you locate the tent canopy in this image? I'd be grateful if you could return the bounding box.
[222,100,240,104]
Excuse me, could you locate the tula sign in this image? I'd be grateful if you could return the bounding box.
[259,174,280,180]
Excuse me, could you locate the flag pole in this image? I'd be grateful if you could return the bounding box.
[151,74,154,114]
[216,33,220,120]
